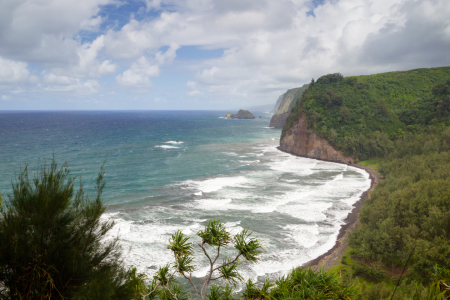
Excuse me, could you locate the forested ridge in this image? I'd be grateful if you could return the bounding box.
[282,67,450,160]
[280,66,450,298]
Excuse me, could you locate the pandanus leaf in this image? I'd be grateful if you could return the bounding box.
[234,229,263,263]
[168,230,193,256]
[197,219,232,247]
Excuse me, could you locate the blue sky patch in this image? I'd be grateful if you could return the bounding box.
[176,46,224,60]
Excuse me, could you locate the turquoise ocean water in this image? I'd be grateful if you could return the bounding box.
[0,110,370,282]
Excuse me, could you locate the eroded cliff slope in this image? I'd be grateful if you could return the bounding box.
[279,114,354,164]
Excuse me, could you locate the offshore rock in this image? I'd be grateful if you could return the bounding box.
[269,112,289,128]
[224,110,255,119]
[279,114,354,164]
[235,109,255,119]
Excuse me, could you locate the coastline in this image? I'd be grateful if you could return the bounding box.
[307,164,381,269]
[276,147,382,269]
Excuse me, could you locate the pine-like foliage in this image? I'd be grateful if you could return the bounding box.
[0,159,131,299]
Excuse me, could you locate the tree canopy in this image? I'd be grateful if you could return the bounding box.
[0,159,139,299]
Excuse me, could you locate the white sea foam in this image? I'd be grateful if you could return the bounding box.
[165,141,184,144]
[222,151,238,156]
[103,216,183,275]
[238,160,260,164]
[155,145,179,149]
[282,224,320,248]
[269,154,317,175]
[188,176,250,193]
[193,198,233,210]
[104,137,372,281]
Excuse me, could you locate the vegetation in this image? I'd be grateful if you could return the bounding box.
[244,267,358,299]
[0,159,143,300]
[350,128,450,282]
[282,67,450,161]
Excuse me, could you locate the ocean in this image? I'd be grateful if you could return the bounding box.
[0,110,370,283]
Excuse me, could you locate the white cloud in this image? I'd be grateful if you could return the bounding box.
[145,0,161,11]
[43,79,100,95]
[42,73,100,94]
[186,81,197,89]
[155,42,180,64]
[1,0,450,108]
[74,35,116,77]
[37,35,116,85]
[80,16,104,31]
[186,81,202,95]
[43,73,77,85]
[187,90,202,96]
[115,43,179,89]
[0,57,30,83]
[116,56,159,88]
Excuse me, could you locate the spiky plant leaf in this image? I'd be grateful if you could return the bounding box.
[234,229,263,263]
[197,219,232,247]
[219,260,243,285]
[176,254,195,274]
[168,230,193,256]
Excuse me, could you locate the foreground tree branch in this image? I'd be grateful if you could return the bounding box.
[161,219,263,300]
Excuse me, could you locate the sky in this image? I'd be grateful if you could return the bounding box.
[0,0,449,110]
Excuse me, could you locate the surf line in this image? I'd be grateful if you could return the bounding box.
[276,147,382,269]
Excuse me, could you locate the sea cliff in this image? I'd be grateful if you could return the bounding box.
[279,114,354,164]
[269,112,289,128]
[269,84,308,128]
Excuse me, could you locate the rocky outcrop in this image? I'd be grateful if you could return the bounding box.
[235,109,255,119]
[269,112,289,128]
[279,115,354,164]
[223,110,255,119]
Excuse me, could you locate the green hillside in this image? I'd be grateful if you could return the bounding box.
[282,67,450,160]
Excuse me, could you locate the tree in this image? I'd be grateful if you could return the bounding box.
[139,219,263,300]
[339,106,351,124]
[248,267,358,300]
[0,159,135,299]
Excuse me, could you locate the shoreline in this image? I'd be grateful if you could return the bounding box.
[306,164,381,269]
[276,147,382,269]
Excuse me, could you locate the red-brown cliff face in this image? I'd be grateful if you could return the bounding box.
[279,115,354,164]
